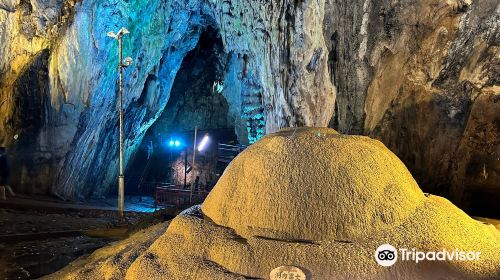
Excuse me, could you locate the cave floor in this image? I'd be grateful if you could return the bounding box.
[0,195,166,279]
[0,194,158,213]
[1,195,497,279]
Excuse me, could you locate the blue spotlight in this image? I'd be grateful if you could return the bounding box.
[169,140,174,146]
[174,140,181,147]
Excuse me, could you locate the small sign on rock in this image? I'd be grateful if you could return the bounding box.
[270,265,306,280]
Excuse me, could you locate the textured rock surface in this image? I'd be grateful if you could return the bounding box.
[207,0,336,138]
[0,0,498,213]
[0,0,77,194]
[51,0,208,198]
[1,0,209,197]
[44,222,170,280]
[324,0,500,213]
[0,0,334,197]
[45,128,500,279]
[202,127,425,242]
[149,26,229,135]
[366,0,499,214]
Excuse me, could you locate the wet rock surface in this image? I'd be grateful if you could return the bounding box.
[0,206,163,279]
[0,235,110,280]
[0,208,117,279]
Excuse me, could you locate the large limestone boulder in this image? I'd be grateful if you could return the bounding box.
[202,127,425,242]
[47,128,500,280]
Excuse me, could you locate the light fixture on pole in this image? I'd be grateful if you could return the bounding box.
[107,27,133,217]
[197,134,210,152]
[190,127,198,202]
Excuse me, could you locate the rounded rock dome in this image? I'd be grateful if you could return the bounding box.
[202,127,426,242]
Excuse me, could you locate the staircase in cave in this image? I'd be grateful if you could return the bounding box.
[241,88,265,144]
[217,143,247,164]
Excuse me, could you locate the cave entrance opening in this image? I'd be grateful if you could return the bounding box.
[8,49,53,195]
[125,26,239,202]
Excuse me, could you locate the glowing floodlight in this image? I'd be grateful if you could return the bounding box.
[123,56,133,67]
[107,27,130,39]
[197,134,210,152]
[107,31,117,39]
[118,27,130,36]
[168,137,183,148]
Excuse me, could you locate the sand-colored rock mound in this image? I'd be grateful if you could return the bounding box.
[46,128,500,280]
[202,127,425,242]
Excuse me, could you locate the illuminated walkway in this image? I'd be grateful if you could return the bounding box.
[0,194,157,213]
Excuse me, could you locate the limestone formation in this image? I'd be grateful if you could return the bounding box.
[45,128,500,279]
[1,0,209,197]
[0,1,498,213]
[202,127,425,242]
[324,0,500,213]
[0,0,334,198]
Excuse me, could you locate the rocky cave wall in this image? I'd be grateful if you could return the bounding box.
[0,0,498,214]
[324,0,499,213]
[149,26,229,136]
[1,0,210,198]
[0,0,335,198]
[126,25,231,189]
[207,0,336,138]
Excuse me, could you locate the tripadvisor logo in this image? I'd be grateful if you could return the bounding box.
[375,244,398,267]
[375,244,481,267]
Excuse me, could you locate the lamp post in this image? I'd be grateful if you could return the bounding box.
[190,132,210,202]
[107,27,133,217]
[190,127,198,202]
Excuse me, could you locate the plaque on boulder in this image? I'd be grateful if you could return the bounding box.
[270,265,306,280]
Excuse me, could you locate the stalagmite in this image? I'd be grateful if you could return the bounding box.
[46,128,500,280]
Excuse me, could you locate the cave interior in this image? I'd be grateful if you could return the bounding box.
[0,0,498,279]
